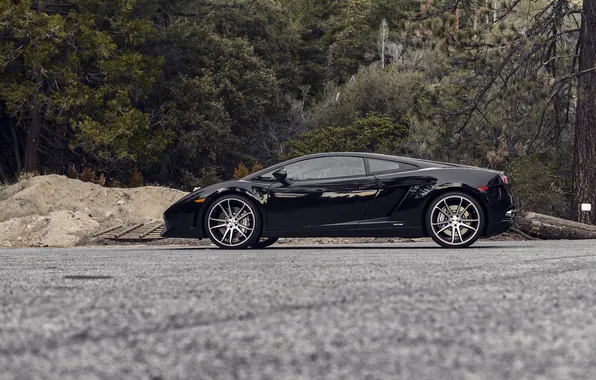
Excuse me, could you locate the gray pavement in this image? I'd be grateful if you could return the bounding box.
[1,240,596,379]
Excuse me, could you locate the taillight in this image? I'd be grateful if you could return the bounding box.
[500,173,510,185]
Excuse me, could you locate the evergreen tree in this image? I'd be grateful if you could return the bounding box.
[0,0,170,176]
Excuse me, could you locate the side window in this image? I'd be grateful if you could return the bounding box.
[368,159,417,174]
[285,157,365,180]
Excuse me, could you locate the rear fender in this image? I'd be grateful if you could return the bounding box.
[420,184,490,237]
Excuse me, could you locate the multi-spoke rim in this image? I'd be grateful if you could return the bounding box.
[207,198,256,247]
[430,195,481,246]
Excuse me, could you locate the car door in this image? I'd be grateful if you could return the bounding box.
[358,158,426,229]
[266,156,378,232]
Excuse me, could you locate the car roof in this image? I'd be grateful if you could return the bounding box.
[244,152,455,180]
[284,152,443,166]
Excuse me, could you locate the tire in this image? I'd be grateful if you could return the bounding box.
[250,237,279,249]
[425,191,485,248]
[204,195,262,249]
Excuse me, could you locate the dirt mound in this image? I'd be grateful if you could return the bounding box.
[0,175,187,247]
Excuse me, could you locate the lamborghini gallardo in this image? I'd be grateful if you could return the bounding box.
[162,152,515,248]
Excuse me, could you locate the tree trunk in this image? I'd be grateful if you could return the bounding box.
[23,1,44,174]
[24,90,42,173]
[573,0,596,225]
[0,161,7,183]
[10,120,22,172]
[516,213,596,240]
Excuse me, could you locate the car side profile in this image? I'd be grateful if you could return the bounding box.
[162,152,516,248]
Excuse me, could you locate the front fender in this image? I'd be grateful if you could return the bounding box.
[196,184,269,236]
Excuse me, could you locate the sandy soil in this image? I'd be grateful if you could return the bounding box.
[0,175,187,247]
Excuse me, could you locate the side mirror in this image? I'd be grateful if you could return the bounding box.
[273,169,292,185]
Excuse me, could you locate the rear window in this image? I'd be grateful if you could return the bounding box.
[368,159,417,174]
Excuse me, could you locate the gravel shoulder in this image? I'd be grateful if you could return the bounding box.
[1,240,596,379]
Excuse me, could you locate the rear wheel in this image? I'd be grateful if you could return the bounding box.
[205,195,261,249]
[426,192,485,248]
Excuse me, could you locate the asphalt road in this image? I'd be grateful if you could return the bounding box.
[1,240,596,380]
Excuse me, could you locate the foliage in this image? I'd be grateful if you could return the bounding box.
[79,168,97,183]
[72,167,108,186]
[233,162,264,180]
[308,66,423,130]
[233,163,251,180]
[97,173,106,187]
[283,113,408,159]
[16,171,38,182]
[391,0,578,167]
[508,155,571,218]
[128,169,144,188]
[152,20,279,185]
[0,0,172,174]
[196,167,223,189]
[108,179,122,188]
[67,167,78,180]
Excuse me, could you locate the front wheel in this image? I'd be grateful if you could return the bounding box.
[426,192,485,248]
[205,195,261,249]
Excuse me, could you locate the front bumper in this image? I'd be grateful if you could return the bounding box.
[160,200,205,239]
[161,224,203,238]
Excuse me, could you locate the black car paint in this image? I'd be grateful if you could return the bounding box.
[161,152,515,240]
[266,174,378,231]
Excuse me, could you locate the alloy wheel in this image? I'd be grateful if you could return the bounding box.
[429,194,482,247]
[207,197,257,248]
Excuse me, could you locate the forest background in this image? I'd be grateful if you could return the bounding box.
[1,0,595,223]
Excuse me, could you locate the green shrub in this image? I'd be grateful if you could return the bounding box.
[283,113,408,159]
[507,155,571,218]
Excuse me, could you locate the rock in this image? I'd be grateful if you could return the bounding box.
[39,211,100,247]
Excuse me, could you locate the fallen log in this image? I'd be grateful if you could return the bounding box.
[516,212,596,240]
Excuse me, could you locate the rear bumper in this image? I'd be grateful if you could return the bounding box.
[485,207,516,237]
[482,184,516,237]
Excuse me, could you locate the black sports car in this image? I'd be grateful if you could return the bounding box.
[162,152,516,248]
